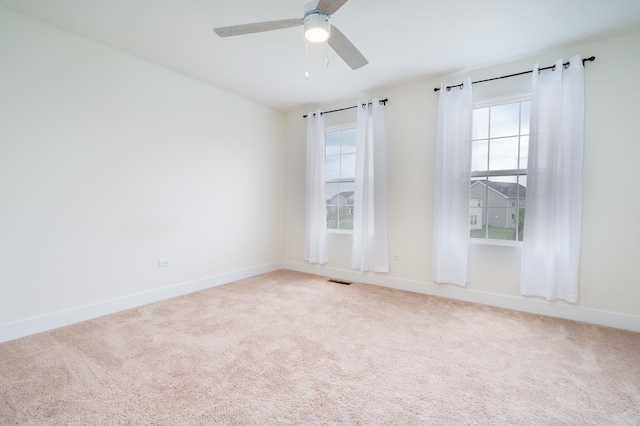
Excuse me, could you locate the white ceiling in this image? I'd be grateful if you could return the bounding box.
[2,0,640,111]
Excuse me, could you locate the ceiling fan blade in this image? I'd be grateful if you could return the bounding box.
[214,19,303,37]
[328,25,368,70]
[316,0,349,16]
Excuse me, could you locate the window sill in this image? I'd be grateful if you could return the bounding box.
[470,238,522,247]
[327,229,353,235]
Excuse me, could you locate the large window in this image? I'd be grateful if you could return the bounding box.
[471,97,530,242]
[325,127,356,231]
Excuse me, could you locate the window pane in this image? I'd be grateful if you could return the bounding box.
[340,204,354,230]
[325,182,339,204]
[337,188,348,205]
[470,177,487,207]
[339,181,355,200]
[326,182,355,231]
[517,208,526,241]
[489,137,519,171]
[473,108,489,140]
[516,174,526,211]
[519,136,529,169]
[490,103,520,138]
[325,127,357,232]
[520,101,531,135]
[486,176,520,207]
[336,182,354,230]
[472,140,488,171]
[341,128,357,154]
[470,177,487,239]
[471,99,529,242]
[326,182,339,230]
[326,131,340,155]
[326,206,338,229]
[518,174,527,189]
[340,153,356,178]
[486,208,516,240]
[325,155,340,179]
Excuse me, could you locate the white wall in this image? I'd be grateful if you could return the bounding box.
[0,7,284,337]
[284,31,640,329]
[2,4,638,338]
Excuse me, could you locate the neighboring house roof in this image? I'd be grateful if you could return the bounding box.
[340,191,354,200]
[472,181,526,199]
[327,191,355,203]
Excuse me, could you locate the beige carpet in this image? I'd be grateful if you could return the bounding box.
[1,270,639,425]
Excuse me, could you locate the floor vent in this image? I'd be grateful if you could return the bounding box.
[327,279,352,286]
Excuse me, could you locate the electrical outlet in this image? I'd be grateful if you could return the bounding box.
[158,259,170,268]
[391,254,401,261]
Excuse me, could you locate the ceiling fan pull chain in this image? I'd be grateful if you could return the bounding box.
[305,40,310,79]
[325,40,330,68]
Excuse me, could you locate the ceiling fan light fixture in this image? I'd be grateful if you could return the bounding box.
[214,0,368,70]
[304,12,330,43]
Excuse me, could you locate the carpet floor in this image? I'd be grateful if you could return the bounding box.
[1,270,639,425]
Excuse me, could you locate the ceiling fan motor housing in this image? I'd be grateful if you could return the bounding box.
[303,8,331,42]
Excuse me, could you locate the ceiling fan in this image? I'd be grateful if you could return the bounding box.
[213,0,368,70]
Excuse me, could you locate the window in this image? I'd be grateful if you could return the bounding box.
[325,127,356,231]
[470,97,530,242]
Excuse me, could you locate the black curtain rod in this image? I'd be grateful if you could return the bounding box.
[433,56,596,92]
[303,98,388,118]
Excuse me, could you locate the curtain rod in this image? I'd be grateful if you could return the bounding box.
[433,56,595,92]
[302,98,388,118]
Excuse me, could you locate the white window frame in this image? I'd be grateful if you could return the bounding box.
[470,94,530,247]
[325,123,356,234]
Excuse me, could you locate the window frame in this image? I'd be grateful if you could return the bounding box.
[470,94,531,247]
[325,123,357,234]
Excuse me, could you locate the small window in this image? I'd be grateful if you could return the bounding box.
[471,97,529,242]
[326,127,356,231]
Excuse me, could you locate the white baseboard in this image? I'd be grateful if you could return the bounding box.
[0,262,283,343]
[4,260,637,343]
[283,261,640,333]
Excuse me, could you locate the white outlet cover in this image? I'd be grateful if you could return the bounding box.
[158,259,170,268]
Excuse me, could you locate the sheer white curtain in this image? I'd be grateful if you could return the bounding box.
[304,110,328,265]
[521,55,584,303]
[432,80,473,286]
[351,99,389,272]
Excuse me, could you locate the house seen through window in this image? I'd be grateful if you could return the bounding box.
[325,127,356,231]
[471,97,530,242]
